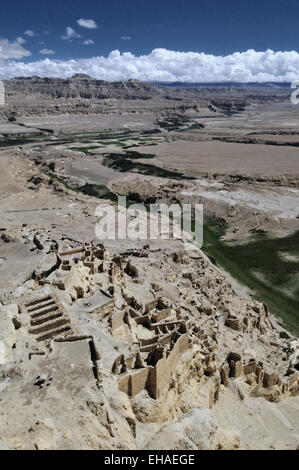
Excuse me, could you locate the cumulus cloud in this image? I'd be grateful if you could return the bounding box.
[83,39,94,45]
[61,27,81,41]
[121,36,131,40]
[1,48,299,82]
[0,37,31,60]
[39,48,55,55]
[77,18,98,29]
[24,30,35,37]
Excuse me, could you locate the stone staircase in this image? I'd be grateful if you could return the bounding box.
[22,295,73,342]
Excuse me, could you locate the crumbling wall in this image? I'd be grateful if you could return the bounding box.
[130,368,150,397]
[220,351,299,402]
[113,330,189,399]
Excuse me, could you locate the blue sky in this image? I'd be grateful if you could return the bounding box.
[3,0,299,58]
[1,0,299,81]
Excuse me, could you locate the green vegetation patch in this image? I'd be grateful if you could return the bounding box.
[202,216,299,334]
[69,145,102,154]
[78,183,118,201]
[0,134,48,147]
[102,151,194,180]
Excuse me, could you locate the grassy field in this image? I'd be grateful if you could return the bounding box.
[202,216,299,334]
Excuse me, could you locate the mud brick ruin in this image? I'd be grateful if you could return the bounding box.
[113,319,189,399]
[2,236,296,408]
[111,293,299,401]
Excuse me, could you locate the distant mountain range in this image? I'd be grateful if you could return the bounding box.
[155,81,292,88]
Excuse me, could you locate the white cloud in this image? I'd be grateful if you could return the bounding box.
[24,30,35,37]
[1,48,299,82]
[77,18,98,29]
[83,39,94,45]
[0,38,31,60]
[16,37,26,45]
[39,48,55,55]
[61,27,81,41]
[121,36,131,40]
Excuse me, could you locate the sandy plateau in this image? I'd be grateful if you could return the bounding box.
[0,77,298,450]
